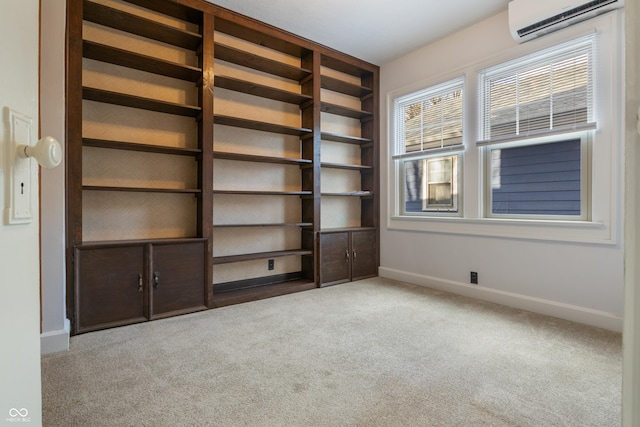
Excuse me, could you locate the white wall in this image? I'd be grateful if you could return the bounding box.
[0,1,42,424]
[40,0,69,355]
[380,11,625,331]
[623,0,640,424]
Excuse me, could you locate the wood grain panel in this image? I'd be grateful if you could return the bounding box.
[75,245,146,332]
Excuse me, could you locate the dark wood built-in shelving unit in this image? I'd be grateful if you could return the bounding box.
[66,0,379,334]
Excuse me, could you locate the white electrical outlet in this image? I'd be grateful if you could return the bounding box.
[4,109,34,225]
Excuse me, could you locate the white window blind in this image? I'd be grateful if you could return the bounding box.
[477,34,596,146]
[394,77,464,158]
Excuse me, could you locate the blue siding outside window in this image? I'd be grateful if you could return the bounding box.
[404,159,423,213]
[491,139,581,215]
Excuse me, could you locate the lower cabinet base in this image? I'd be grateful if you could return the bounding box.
[73,239,208,334]
[73,237,379,334]
[212,277,316,308]
[320,229,378,287]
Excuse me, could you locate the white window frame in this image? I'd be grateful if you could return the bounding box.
[386,12,622,244]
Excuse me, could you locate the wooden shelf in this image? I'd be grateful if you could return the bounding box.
[83,87,201,117]
[321,102,373,120]
[80,237,206,247]
[213,190,312,196]
[215,75,312,105]
[321,226,377,233]
[321,162,372,171]
[321,54,371,78]
[212,278,316,308]
[213,115,311,136]
[121,0,202,24]
[320,191,373,197]
[83,40,202,82]
[215,18,308,58]
[83,138,201,156]
[320,132,373,145]
[83,0,202,50]
[215,43,311,81]
[213,151,311,166]
[214,223,313,228]
[84,0,202,50]
[321,75,372,98]
[83,185,201,194]
[213,249,313,265]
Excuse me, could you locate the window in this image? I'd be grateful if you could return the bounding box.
[402,154,459,213]
[424,155,458,211]
[478,34,595,220]
[394,77,464,215]
[387,13,620,243]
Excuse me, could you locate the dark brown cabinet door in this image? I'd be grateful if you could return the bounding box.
[75,245,146,333]
[320,232,350,286]
[351,230,377,280]
[150,241,206,319]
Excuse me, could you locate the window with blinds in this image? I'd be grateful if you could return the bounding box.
[477,34,596,145]
[476,34,596,220]
[393,77,464,216]
[394,77,464,156]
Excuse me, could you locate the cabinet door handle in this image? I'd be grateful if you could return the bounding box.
[353,250,357,261]
[138,274,143,292]
[153,272,159,288]
[345,249,350,263]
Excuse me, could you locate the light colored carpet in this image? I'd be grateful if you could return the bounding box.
[41,277,622,426]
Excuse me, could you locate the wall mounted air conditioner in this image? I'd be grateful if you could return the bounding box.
[509,0,624,43]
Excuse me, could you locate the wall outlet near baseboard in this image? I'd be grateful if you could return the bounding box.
[268,259,274,270]
[470,271,478,284]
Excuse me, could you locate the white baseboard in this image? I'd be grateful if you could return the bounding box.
[379,267,623,332]
[40,318,70,355]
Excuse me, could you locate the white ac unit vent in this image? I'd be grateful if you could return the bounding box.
[509,0,624,43]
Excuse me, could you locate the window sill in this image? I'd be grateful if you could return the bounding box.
[388,215,615,245]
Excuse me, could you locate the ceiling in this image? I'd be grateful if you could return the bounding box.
[207,0,512,65]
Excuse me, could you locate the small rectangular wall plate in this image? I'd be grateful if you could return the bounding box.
[4,108,34,225]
